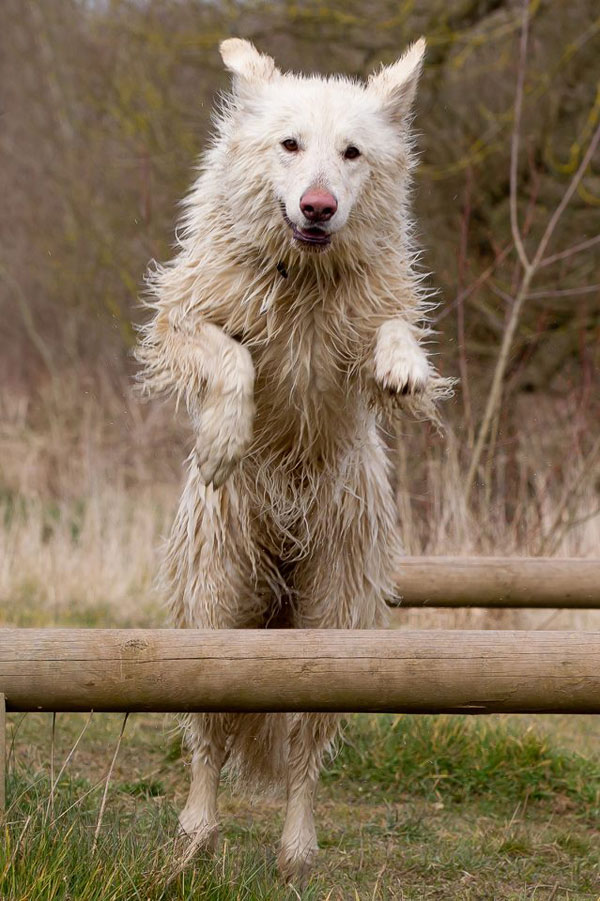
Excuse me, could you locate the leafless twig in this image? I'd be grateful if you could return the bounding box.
[526,283,600,300]
[509,0,531,273]
[92,713,129,855]
[48,711,93,823]
[539,233,600,268]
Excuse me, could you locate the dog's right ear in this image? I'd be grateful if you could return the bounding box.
[219,39,279,90]
[368,38,426,123]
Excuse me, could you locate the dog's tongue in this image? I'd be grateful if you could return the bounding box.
[300,226,329,242]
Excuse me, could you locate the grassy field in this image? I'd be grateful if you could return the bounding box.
[2,387,600,899]
[2,491,600,899]
[2,496,600,900]
[3,708,600,900]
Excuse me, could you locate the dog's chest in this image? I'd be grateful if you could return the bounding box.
[253,312,355,435]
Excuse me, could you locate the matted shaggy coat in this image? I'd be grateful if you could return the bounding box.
[137,36,450,882]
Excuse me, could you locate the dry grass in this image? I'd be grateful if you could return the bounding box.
[4,711,600,900]
[0,485,172,627]
[0,368,182,626]
[1,369,598,632]
[1,371,600,898]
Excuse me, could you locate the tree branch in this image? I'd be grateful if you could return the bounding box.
[509,0,531,273]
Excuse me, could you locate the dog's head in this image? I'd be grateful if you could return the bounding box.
[217,38,425,257]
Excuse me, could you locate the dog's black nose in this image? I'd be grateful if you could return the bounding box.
[300,189,338,222]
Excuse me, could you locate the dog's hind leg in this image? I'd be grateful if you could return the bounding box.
[278,435,401,882]
[277,711,337,883]
[163,461,264,851]
[177,713,230,851]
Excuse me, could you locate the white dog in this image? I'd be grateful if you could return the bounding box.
[137,37,449,882]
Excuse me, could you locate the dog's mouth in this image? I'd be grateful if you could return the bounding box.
[281,210,332,251]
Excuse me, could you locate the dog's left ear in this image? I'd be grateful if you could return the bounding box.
[220,38,280,89]
[368,38,426,122]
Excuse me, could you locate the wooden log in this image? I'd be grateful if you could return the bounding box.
[394,557,600,608]
[1,629,600,714]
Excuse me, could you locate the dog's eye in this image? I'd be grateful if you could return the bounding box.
[343,145,361,160]
[281,139,299,152]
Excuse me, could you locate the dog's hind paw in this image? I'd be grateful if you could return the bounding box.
[277,841,318,887]
[169,817,219,881]
[176,809,220,853]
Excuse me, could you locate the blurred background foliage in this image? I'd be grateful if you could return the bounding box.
[1,0,599,568]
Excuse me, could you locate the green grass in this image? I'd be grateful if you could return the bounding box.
[327,714,600,811]
[3,712,600,899]
[2,771,291,901]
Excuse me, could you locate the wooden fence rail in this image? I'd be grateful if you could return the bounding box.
[394,557,600,607]
[1,628,600,715]
[1,559,598,815]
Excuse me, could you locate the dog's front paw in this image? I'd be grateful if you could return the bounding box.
[374,325,431,397]
[194,391,254,488]
[375,347,430,396]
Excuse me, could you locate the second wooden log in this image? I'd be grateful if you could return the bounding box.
[394,557,600,608]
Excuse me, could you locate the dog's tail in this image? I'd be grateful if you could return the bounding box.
[224,713,289,794]
[179,711,288,795]
[179,712,342,796]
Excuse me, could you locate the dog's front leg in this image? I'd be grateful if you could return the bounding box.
[139,312,255,487]
[373,318,431,397]
[188,326,255,487]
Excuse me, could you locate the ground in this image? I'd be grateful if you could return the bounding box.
[3,709,600,900]
[2,497,599,899]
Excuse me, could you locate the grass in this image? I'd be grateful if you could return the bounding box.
[2,769,282,901]
[327,715,600,811]
[0,487,172,628]
[2,516,600,899]
[3,712,600,900]
[2,380,600,897]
